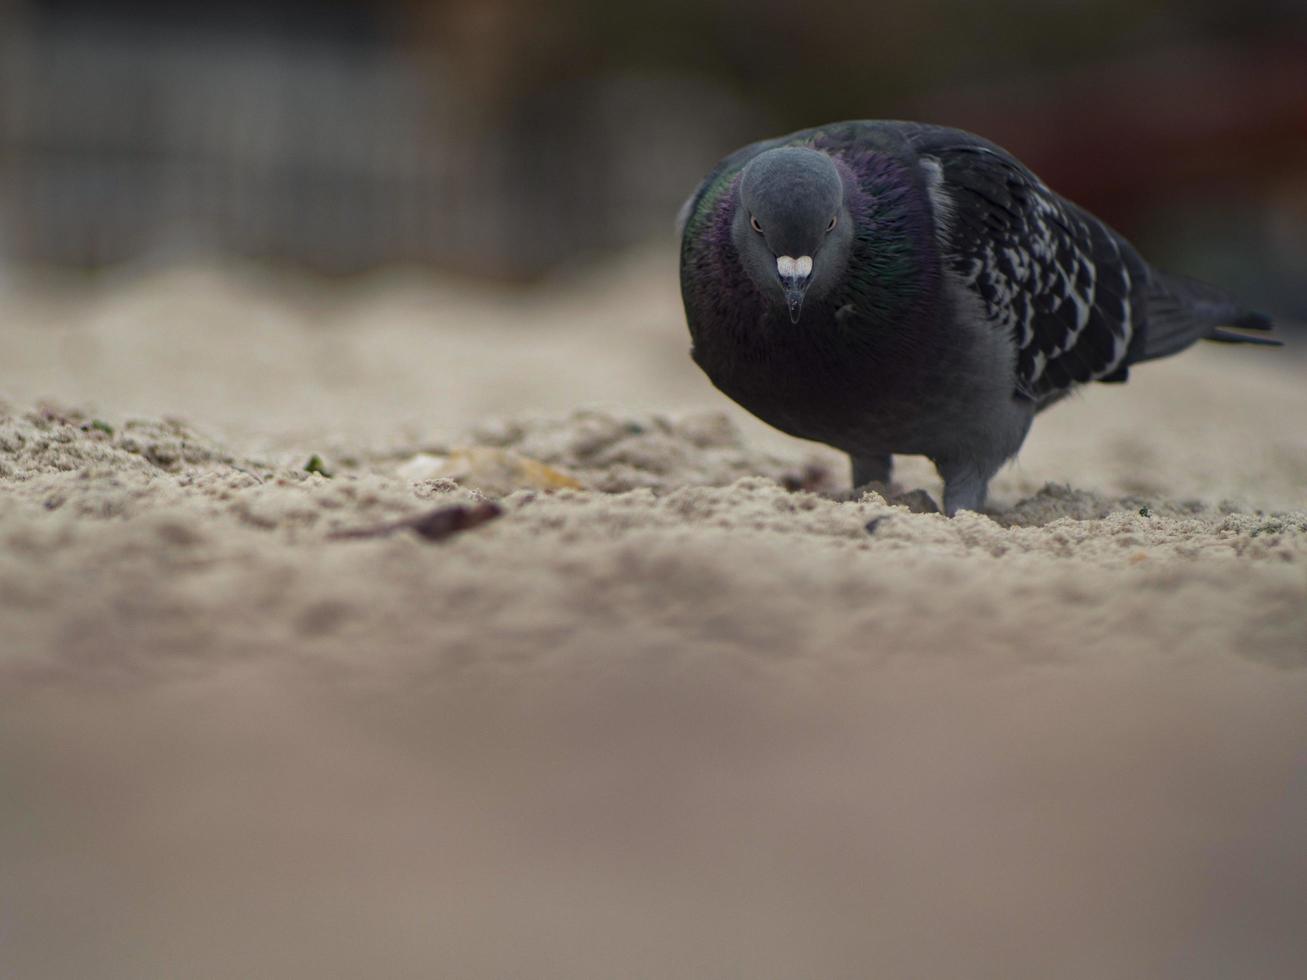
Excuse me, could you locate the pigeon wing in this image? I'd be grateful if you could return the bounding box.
[914,136,1148,401]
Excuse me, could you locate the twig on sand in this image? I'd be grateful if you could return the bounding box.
[328,501,503,543]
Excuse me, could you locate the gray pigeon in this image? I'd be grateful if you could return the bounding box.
[678,120,1280,515]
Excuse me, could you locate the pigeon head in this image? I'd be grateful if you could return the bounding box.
[735,147,854,324]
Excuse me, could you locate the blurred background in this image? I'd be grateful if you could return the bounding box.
[0,0,1304,319]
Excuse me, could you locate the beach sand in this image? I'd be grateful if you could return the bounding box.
[2,252,1305,978]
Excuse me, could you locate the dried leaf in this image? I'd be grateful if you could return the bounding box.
[424,447,582,495]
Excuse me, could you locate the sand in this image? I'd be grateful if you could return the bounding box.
[2,252,1305,979]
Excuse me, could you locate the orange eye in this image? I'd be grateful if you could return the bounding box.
[826,216,838,232]
[750,215,763,233]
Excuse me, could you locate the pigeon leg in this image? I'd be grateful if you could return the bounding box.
[850,453,893,490]
[936,456,998,516]
[848,453,940,511]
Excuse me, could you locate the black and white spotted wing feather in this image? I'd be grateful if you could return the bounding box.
[911,134,1149,403]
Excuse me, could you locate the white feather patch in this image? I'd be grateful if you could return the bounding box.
[777,255,813,279]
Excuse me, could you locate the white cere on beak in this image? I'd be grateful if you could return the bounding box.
[777,255,813,279]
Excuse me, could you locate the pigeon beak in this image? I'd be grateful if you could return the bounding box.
[782,279,809,324]
[777,255,813,325]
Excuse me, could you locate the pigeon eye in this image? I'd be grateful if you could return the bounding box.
[826,216,838,233]
[750,215,763,234]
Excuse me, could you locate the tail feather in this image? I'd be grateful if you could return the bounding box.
[1209,309,1282,346]
[1139,271,1281,362]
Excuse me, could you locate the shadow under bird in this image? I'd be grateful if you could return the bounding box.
[678,121,1281,515]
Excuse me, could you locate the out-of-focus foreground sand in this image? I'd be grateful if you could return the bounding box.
[2,252,1306,979]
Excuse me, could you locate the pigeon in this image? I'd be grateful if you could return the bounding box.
[678,120,1280,515]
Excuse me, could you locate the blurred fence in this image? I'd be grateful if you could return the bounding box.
[0,4,751,275]
[0,0,1304,316]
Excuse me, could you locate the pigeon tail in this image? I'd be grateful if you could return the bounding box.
[1139,270,1281,362]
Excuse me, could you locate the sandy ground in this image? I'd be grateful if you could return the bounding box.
[2,251,1306,979]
